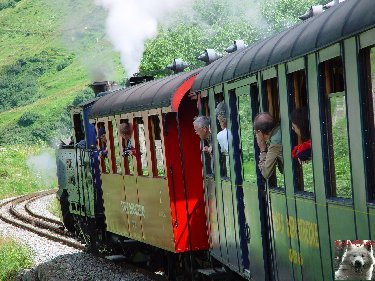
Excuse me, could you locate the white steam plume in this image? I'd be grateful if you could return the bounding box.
[95,0,190,77]
[26,151,57,188]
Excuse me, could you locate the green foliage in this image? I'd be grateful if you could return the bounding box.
[72,87,95,106]
[0,238,33,281]
[261,0,331,33]
[18,111,40,126]
[0,145,56,199]
[140,18,260,75]
[140,0,329,75]
[0,49,75,113]
[0,0,21,11]
[332,113,351,198]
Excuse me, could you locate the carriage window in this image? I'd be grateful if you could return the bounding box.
[319,57,352,198]
[287,70,314,193]
[237,86,258,183]
[110,120,121,174]
[262,77,284,188]
[149,115,165,177]
[263,77,280,122]
[120,119,135,176]
[73,113,85,143]
[360,46,375,200]
[215,93,230,179]
[97,122,110,173]
[200,95,213,175]
[134,117,149,176]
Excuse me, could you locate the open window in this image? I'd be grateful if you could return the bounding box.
[149,115,165,177]
[229,84,260,185]
[134,117,149,176]
[287,70,314,193]
[360,46,375,201]
[119,119,135,176]
[262,77,284,188]
[108,120,121,174]
[97,122,110,173]
[198,92,213,176]
[214,93,230,179]
[319,56,352,198]
[72,113,85,144]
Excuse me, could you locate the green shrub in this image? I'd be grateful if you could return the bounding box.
[56,60,70,71]
[72,87,95,106]
[0,49,75,113]
[0,238,33,281]
[18,112,40,127]
[0,0,19,11]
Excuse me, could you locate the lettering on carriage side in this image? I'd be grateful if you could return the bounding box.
[296,217,319,248]
[272,211,319,248]
[120,201,145,217]
[272,210,285,234]
[289,248,304,266]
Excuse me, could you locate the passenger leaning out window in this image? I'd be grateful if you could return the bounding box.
[98,127,108,158]
[119,122,136,157]
[254,112,283,179]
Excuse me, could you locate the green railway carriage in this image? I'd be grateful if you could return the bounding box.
[190,0,375,280]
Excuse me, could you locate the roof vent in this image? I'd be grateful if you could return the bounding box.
[197,49,222,65]
[166,58,189,74]
[323,0,345,9]
[126,75,154,87]
[225,40,248,53]
[299,5,324,20]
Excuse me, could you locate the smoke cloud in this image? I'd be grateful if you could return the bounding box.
[95,0,191,77]
[26,151,57,188]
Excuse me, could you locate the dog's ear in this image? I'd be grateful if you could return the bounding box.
[364,241,372,252]
[347,240,352,250]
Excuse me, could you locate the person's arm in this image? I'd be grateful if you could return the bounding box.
[258,143,282,179]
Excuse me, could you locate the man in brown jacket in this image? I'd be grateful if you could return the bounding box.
[253,112,283,180]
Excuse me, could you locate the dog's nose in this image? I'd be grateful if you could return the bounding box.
[354,260,363,268]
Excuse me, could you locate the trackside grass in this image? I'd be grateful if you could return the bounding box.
[0,144,56,200]
[0,238,33,281]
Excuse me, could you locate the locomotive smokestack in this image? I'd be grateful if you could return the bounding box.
[225,40,248,53]
[90,81,116,96]
[166,58,189,74]
[197,49,222,65]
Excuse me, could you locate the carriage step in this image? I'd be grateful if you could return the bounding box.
[105,255,127,262]
[197,267,229,279]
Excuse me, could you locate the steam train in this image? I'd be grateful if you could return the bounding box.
[56,0,375,280]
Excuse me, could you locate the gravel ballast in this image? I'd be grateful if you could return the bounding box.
[0,194,158,281]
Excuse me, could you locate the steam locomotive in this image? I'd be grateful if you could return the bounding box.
[56,0,375,280]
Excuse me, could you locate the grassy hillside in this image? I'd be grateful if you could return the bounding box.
[0,0,123,145]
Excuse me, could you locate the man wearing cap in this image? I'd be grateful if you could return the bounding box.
[119,122,136,157]
[98,127,108,158]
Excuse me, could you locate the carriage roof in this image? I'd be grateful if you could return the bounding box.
[89,68,200,119]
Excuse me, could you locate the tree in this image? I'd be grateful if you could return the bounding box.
[140,0,330,75]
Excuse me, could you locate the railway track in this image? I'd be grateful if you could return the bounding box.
[0,190,166,280]
[0,189,85,250]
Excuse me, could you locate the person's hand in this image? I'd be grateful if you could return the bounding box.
[256,133,267,152]
[298,159,311,165]
[202,145,212,154]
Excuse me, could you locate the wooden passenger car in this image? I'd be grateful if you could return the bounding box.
[190,0,375,280]
[88,69,208,253]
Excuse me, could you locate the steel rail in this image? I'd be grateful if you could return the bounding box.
[0,190,85,250]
